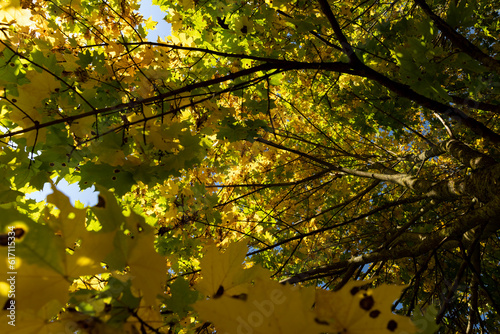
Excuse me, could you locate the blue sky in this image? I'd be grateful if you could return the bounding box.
[26,0,172,206]
[26,179,99,207]
[140,0,171,40]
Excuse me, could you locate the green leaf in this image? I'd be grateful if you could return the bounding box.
[90,186,126,232]
[80,163,135,196]
[0,187,22,204]
[412,305,441,334]
[165,278,199,318]
[269,72,284,86]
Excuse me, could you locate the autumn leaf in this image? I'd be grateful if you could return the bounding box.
[0,257,70,317]
[0,0,34,29]
[314,280,417,334]
[0,308,69,334]
[165,277,199,318]
[0,190,111,317]
[91,187,167,305]
[126,218,167,306]
[195,278,325,334]
[195,241,270,298]
[46,184,110,276]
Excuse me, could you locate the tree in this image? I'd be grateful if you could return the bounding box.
[0,0,499,332]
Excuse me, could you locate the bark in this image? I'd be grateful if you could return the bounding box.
[440,139,497,170]
[369,139,499,201]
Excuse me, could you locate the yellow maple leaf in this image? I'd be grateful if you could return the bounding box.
[0,257,70,316]
[124,300,163,333]
[0,308,68,334]
[0,0,34,29]
[144,16,157,31]
[14,69,60,117]
[315,280,417,333]
[126,224,167,306]
[46,185,111,276]
[0,188,117,321]
[46,185,88,249]
[7,70,60,144]
[195,278,326,334]
[195,241,270,298]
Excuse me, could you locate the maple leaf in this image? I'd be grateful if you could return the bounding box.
[164,277,199,318]
[124,300,164,333]
[46,184,111,276]
[0,0,34,28]
[314,280,417,333]
[0,257,70,317]
[0,308,69,334]
[91,187,167,305]
[194,241,326,334]
[11,71,60,122]
[195,278,326,334]
[126,220,167,306]
[195,241,270,298]
[0,191,115,317]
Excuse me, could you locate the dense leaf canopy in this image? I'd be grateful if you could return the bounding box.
[0,0,499,333]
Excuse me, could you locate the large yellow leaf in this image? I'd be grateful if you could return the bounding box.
[0,0,34,28]
[0,257,70,316]
[15,71,60,116]
[195,278,325,334]
[126,223,167,306]
[0,308,68,334]
[46,185,111,277]
[314,280,417,333]
[195,241,270,298]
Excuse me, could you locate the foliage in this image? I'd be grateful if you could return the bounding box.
[0,0,499,333]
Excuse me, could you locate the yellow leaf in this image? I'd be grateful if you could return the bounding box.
[125,300,163,333]
[46,184,110,276]
[144,17,157,31]
[195,278,325,334]
[0,308,68,334]
[46,184,88,249]
[0,257,70,316]
[314,280,417,333]
[127,227,166,306]
[15,70,60,117]
[195,241,270,298]
[0,0,34,29]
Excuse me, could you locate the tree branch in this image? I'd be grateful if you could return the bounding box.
[353,64,500,143]
[451,96,500,115]
[248,195,423,256]
[439,139,497,170]
[317,0,363,65]
[414,0,500,74]
[282,195,500,284]
[1,61,356,140]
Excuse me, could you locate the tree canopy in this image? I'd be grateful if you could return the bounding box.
[0,0,499,333]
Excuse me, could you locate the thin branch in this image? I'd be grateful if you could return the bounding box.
[317,0,363,65]
[414,0,500,74]
[248,196,424,257]
[271,238,303,278]
[206,168,332,189]
[451,96,500,115]
[432,111,454,138]
[281,195,500,284]
[353,63,500,143]
[0,61,356,140]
